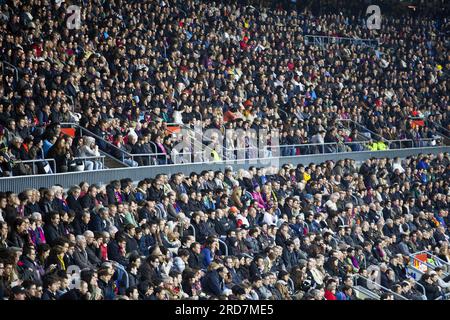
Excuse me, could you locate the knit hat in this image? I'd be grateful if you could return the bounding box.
[229,206,239,214]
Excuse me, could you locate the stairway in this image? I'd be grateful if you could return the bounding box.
[101,152,128,169]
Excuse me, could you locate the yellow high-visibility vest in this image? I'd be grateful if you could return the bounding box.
[377,141,387,150]
[211,149,221,162]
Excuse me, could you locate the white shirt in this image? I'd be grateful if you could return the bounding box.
[263,212,278,226]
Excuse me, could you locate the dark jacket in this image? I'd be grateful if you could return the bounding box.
[59,288,88,300]
[125,233,139,253]
[43,223,63,246]
[98,278,115,300]
[24,202,42,216]
[249,262,263,282]
[85,244,102,267]
[201,270,224,297]
[107,240,128,267]
[66,194,83,216]
[139,262,162,284]
[80,194,96,211]
[282,248,299,271]
[213,217,231,236]
[41,289,57,300]
[72,218,90,236]
[188,251,203,270]
[7,231,27,248]
[147,186,164,202]
[421,281,442,300]
[139,234,156,256]
[19,256,42,284]
[73,247,96,270]
[88,212,108,232]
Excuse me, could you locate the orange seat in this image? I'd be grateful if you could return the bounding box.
[61,128,76,138]
[166,125,181,134]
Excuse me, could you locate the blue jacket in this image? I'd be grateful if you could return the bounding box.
[139,234,156,256]
[201,247,213,269]
[201,270,224,297]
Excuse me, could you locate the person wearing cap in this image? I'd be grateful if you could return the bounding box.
[10,285,27,300]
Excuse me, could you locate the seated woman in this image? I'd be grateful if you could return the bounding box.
[251,185,267,210]
[111,133,139,167]
[76,136,103,171]
[152,134,169,165]
[47,137,72,173]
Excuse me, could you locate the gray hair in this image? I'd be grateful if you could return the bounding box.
[83,230,94,238]
[108,226,118,235]
[31,212,42,221]
[76,235,86,245]
[68,185,81,195]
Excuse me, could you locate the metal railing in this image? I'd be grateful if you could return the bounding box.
[0,146,448,191]
[71,155,105,169]
[352,285,381,300]
[1,60,19,82]
[402,90,450,140]
[61,120,448,169]
[408,250,450,277]
[12,159,56,176]
[432,122,450,140]
[338,119,389,143]
[129,152,168,166]
[218,238,228,256]
[353,274,409,300]
[435,292,450,300]
[61,123,130,167]
[62,123,170,167]
[408,277,427,300]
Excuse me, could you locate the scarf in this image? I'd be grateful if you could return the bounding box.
[115,191,123,204]
[350,256,359,269]
[157,143,167,155]
[57,255,66,271]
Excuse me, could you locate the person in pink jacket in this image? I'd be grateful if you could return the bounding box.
[251,185,267,210]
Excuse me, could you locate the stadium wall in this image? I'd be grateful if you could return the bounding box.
[1,146,449,193]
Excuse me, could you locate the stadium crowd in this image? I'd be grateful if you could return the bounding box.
[0,0,449,175]
[0,151,449,300]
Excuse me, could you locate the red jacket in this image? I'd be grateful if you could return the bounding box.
[324,290,337,300]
